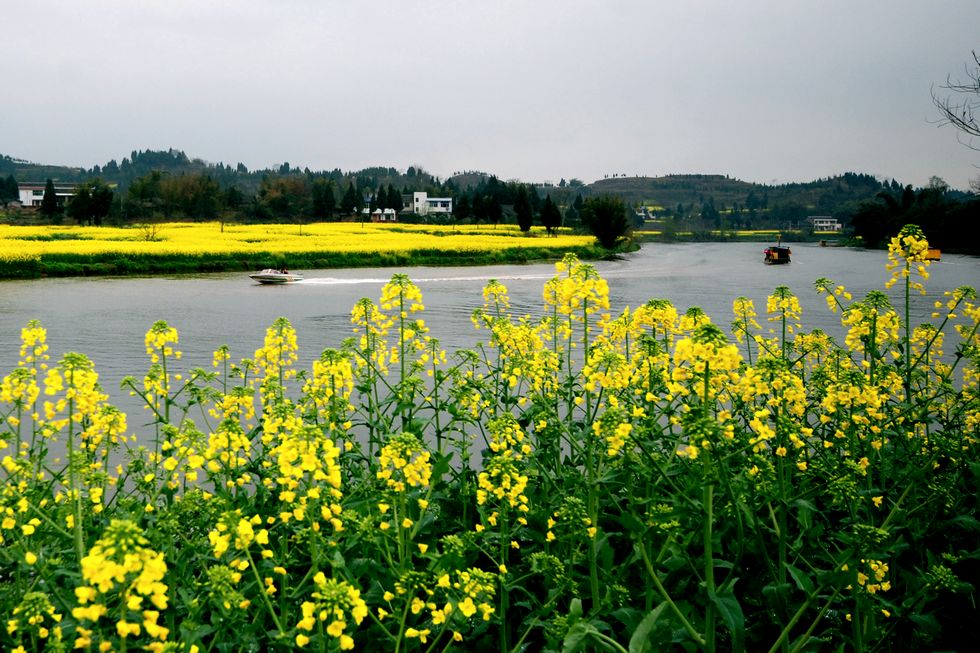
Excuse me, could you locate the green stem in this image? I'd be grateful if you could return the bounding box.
[245,547,285,637]
[703,481,716,653]
[638,542,706,648]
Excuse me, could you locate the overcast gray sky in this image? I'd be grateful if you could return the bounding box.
[4,0,979,189]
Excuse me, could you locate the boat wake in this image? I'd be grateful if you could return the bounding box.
[299,273,553,286]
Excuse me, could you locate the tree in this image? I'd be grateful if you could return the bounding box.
[0,175,17,204]
[933,50,980,149]
[386,184,401,211]
[67,179,114,226]
[67,186,91,225]
[40,179,61,220]
[311,179,336,219]
[540,195,562,236]
[514,185,533,232]
[454,195,472,221]
[340,181,360,216]
[580,195,632,249]
[257,176,310,221]
[486,194,502,228]
[125,171,166,221]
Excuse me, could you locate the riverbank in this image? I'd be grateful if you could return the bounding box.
[635,228,853,244]
[0,222,610,279]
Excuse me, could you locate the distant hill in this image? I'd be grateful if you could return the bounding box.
[588,173,890,217]
[0,150,444,196]
[2,150,902,221]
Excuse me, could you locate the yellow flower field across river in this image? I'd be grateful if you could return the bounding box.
[0,222,596,274]
[1,226,978,652]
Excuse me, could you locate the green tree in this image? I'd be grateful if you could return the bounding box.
[454,195,472,221]
[386,184,401,211]
[39,179,61,220]
[486,194,502,228]
[67,186,91,225]
[0,175,17,204]
[257,176,310,221]
[580,194,632,249]
[340,181,361,216]
[67,179,114,226]
[540,194,562,236]
[514,185,533,232]
[125,171,166,221]
[311,179,336,219]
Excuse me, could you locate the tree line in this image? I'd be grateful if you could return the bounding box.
[23,170,635,249]
[850,178,980,254]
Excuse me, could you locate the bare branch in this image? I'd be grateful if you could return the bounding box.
[932,50,980,150]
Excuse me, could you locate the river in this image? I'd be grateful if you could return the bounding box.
[1,242,977,418]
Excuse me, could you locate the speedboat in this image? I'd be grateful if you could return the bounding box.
[249,269,304,284]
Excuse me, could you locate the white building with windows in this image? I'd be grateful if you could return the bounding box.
[806,216,842,231]
[412,192,452,216]
[371,208,398,222]
[18,182,78,207]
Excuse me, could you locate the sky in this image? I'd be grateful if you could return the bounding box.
[4,0,980,189]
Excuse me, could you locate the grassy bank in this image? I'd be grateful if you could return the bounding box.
[0,222,602,279]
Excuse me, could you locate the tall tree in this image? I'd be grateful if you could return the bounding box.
[514,185,533,232]
[67,179,114,226]
[340,181,360,216]
[486,194,502,228]
[311,179,336,219]
[455,194,472,221]
[67,186,91,225]
[0,175,17,203]
[39,179,61,220]
[540,195,562,236]
[386,184,401,211]
[257,176,310,221]
[580,195,632,249]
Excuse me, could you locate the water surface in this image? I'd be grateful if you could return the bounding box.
[1,243,976,416]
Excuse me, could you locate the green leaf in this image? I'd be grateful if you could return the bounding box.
[569,597,584,618]
[709,588,745,653]
[628,603,667,653]
[785,563,816,595]
[562,621,595,653]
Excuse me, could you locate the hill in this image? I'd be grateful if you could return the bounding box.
[588,172,889,217]
[1,150,909,224]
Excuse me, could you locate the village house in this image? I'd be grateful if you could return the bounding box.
[371,208,398,222]
[409,191,453,216]
[806,216,842,231]
[18,182,78,208]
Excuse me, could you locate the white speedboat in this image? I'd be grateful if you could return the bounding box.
[249,269,304,284]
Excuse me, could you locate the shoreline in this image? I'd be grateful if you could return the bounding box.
[1,244,620,280]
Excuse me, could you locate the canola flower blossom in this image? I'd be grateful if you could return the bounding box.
[1,231,978,652]
[72,520,170,648]
[294,572,367,650]
[885,223,931,293]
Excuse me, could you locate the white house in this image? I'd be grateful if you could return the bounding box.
[412,192,453,216]
[371,208,398,222]
[18,182,78,207]
[806,216,841,231]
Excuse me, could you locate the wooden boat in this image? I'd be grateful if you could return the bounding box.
[925,248,941,261]
[764,245,791,264]
[249,269,304,284]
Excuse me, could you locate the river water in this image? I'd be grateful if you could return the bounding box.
[1,243,977,418]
